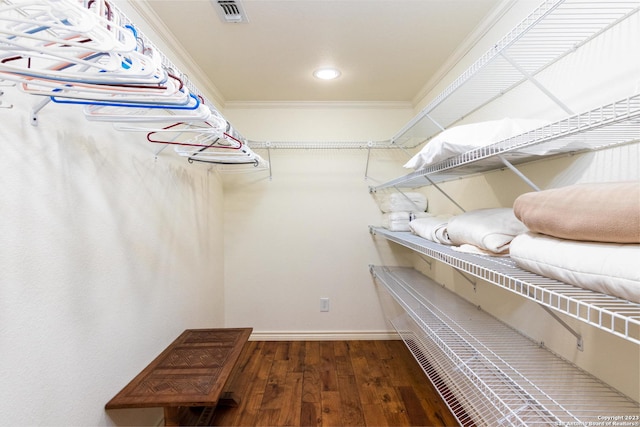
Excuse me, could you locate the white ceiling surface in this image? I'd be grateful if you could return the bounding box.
[130,0,506,106]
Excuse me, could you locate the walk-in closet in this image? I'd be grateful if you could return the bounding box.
[1,0,638,426]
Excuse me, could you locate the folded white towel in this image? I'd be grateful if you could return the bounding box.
[376,192,427,213]
[383,212,432,232]
[447,208,528,254]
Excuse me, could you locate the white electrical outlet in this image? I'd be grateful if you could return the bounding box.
[320,297,330,312]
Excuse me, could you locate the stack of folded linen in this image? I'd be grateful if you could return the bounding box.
[409,208,528,256]
[376,192,428,232]
[510,182,640,303]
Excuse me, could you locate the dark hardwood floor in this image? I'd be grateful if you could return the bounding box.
[206,340,459,426]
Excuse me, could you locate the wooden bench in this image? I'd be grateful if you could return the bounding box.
[105,328,252,426]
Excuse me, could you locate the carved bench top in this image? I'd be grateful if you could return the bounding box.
[106,328,252,409]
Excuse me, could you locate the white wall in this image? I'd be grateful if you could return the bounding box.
[221,104,415,338]
[0,87,226,426]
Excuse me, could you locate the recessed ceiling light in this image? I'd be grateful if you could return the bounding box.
[313,68,341,80]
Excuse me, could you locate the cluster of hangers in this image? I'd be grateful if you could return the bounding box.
[0,0,267,168]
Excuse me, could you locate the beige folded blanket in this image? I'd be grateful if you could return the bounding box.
[513,182,640,244]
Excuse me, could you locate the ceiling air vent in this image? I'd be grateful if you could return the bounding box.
[214,0,249,24]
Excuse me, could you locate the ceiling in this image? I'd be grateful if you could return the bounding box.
[129,0,507,106]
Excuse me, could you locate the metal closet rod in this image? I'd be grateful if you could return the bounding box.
[246,140,403,149]
[245,140,407,180]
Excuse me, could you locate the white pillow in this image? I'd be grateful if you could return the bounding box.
[403,118,547,170]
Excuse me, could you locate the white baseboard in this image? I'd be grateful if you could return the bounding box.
[248,330,399,341]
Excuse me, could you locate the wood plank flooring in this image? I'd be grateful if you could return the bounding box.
[208,340,459,427]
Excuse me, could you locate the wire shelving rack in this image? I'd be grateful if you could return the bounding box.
[372,95,640,190]
[371,266,640,426]
[389,0,640,149]
[370,227,640,345]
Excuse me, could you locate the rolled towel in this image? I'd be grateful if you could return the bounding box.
[409,214,454,245]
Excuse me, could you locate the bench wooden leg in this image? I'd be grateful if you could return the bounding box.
[163,407,180,426]
[218,391,240,408]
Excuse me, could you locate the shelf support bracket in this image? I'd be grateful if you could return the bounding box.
[364,141,372,180]
[500,52,575,116]
[498,155,540,191]
[154,144,169,158]
[424,175,466,213]
[537,303,584,351]
[398,145,413,159]
[0,90,13,109]
[155,126,189,159]
[265,141,272,181]
[416,254,432,269]
[31,97,51,127]
[453,267,477,292]
[426,113,446,132]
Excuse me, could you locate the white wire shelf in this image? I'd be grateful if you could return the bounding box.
[370,227,640,345]
[372,95,640,190]
[391,0,640,148]
[246,140,394,150]
[371,266,640,426]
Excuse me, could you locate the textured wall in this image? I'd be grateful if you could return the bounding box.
[0,87,226,426]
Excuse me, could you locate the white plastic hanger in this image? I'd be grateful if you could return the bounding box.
[83,101,213,123]
[0,0,137,53]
